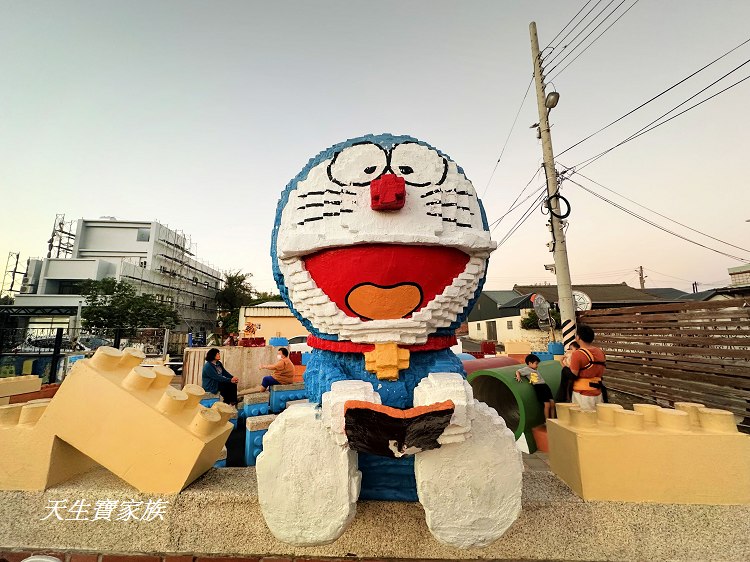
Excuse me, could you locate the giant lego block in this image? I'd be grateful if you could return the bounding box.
[0,346,233,493]
[269,382,307,413]
[245,414,277,466]
[548,402,750,504]
[0,374,42,405]
[243,392,271,417]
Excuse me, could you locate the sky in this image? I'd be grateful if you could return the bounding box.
[1,0,749,295]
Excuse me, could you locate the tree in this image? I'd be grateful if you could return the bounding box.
[80,278,180,335]
[215,272,284,332]
[520,309,562,330]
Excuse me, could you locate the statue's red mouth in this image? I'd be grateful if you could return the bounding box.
[302,244,470,320]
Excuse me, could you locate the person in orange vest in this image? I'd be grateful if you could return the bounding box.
[568,324,607,410]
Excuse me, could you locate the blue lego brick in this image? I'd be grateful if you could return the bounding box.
[245,428,269,467]
[243,401,271,417]
[548,342,565,355]
[269,337,289,346]
[533,352,554,362]
[358,452,418,502]
[213,459,227,468]
[200,397,220,408]
[269,387,308,413]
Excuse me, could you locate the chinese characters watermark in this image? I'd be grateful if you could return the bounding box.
[41,499,169,521]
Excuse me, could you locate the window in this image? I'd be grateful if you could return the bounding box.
[138,258,147,268]
[190,300,196,309]
[192,276,198,286]
[476,323,480,330]
[204,281,209,290]
[136,228,150,242]
[507,320,513,330]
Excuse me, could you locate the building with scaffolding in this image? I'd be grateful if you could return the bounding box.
[12,217,222,333]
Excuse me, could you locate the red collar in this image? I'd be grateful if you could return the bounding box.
[307,334,456,354]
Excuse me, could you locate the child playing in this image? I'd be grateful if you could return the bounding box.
[559,341,581,403]
[516,353,555,420]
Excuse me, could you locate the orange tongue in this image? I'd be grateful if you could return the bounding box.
[345,283,422,320]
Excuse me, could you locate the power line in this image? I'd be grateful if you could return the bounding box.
[560,169,750,253]
[568,178,750,262]
[487,166,543,229]
[548,0,641,81]
[481,77,534,198]
[544,0,608,65]
[495,189,547,246]
[568,61,750,171]
[544,0,618,67]
[543,0,595,51]
[558,36,750,157]
[546,0,632,76]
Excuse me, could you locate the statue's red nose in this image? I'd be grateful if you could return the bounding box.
[370,173,406,211]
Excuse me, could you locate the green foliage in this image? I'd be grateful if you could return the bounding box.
[0,295,14,305]
[215,271,283,332]
[521,309,561,330]
[80,278,180,335]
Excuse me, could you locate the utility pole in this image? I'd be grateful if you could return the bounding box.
[636,265,647,289]
[529,21,577,348]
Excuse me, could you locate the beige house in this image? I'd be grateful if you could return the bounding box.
[239,301,308,340]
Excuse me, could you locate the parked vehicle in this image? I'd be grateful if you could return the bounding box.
[288,335,312,353]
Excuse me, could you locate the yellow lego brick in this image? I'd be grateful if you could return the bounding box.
[548,402,750,505]
[0,375,42,398]
[364,342,410,381]
[0,346,232,494]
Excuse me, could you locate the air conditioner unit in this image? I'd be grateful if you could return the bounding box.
[20,285,34,294]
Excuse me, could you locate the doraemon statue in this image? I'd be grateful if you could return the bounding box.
[257,134,522,548]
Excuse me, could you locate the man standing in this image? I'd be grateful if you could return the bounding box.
[569,324,607,410]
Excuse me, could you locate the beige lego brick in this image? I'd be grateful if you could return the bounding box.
[246,414,277,432]
[0,346,232,494]
[548,402,750,504]
[243,393,271,405]
[503,340,532,355]
[270,382,305,391]
[0,375,42,398]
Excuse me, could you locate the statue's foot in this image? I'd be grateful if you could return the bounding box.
[415,398,523,548]
[256,402,360,545]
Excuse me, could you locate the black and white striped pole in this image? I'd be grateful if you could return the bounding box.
[530,22,577,349]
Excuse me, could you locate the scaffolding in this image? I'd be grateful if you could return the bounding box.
[46,214,76,259]
[1,252,23,299]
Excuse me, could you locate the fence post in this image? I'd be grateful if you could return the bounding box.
[162,328,170,360]
[113,328,122,349]
[49,328,64,384]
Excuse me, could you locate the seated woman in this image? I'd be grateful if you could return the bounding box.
[202,348,239,406]
[246,347,296,393]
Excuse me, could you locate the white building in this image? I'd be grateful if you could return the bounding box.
[15,218,222,332]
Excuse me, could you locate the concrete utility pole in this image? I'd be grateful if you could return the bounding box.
[529,21,577,348]
[636,265,647,289]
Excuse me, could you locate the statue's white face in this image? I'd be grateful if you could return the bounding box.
[275,138,495,345]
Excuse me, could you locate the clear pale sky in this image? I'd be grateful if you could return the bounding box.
[2,1,749,295]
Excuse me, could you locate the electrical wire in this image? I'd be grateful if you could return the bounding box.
[559,168,750,253]
[544,0,618,67]
[545,0,630,76]
[548,0,641,81]
[495,189,547,246]
[567,178,750,262]
[544,0,595,52]
[574,69,750,169]
[481,77,534,198]
[544,0,608,65]
[557,36,750,157]
[487,166,543,229]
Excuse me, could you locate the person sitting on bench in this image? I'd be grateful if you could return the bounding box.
[246,347,296,393]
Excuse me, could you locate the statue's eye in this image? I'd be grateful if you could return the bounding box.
[328,143,388,186]
[390,143,448,187]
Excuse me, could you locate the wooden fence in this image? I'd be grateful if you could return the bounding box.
[578,298,750,429]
